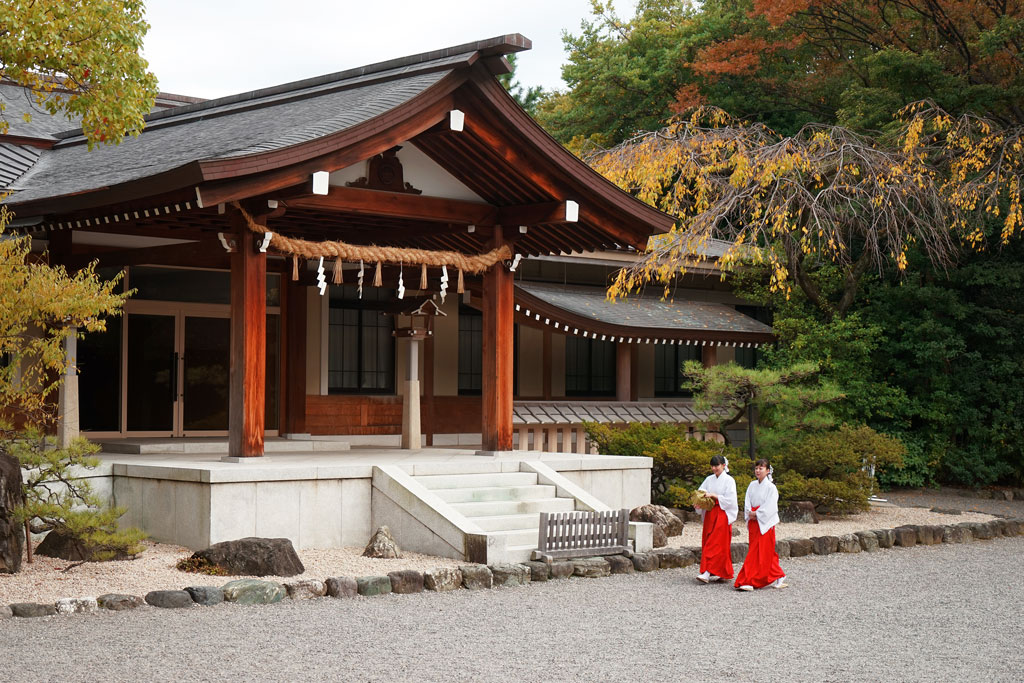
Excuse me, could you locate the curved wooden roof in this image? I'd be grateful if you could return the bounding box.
[3,35,674,255]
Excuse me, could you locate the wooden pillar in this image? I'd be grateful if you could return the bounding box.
[481,227,514,452]
[702,343,718,368]
[424,332,435,447]
[282,270,307,435]
[227,209,267,459]
[615,342,631,402]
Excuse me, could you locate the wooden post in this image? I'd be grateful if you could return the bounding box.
[615,342,631,402]
[282,270,307,435]
[702,344,718,368]
[481,227,514,452]
[424,332,435,447]
[630,343,640,401]
[227,209,266,459]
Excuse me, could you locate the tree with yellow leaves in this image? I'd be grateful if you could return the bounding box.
[592,105,1024,319]
[0,0,159,148]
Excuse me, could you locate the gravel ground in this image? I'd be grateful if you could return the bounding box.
[665,504,992,549]
[2,536,1021,682]
[0,542,464,605]
[883,487,1024,517]
[0,505,993,605]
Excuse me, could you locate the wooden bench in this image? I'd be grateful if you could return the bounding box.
[532,509,632,562]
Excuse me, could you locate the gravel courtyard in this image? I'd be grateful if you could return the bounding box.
[2,536,1021,682]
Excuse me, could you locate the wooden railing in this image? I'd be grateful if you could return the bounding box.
[514,424,725,454]
[533,509,632,562]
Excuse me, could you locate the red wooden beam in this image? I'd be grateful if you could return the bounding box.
[228,208,267,458]
[481,226,514,451]
[282,269,307,435]
[287,186,496,225]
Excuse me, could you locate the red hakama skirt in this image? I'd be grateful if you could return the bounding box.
[734,506,785,589]
[699,502,734,579]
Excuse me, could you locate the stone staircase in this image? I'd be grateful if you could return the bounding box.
[412,471,576,562]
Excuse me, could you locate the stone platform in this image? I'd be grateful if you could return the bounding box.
[87,442,653,564]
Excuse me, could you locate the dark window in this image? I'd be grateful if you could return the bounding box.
[459,306,519,395]
[458,306,482,395]
[655,343,701,396]
[735,305,772,369]
[328,286,394,393]
[565,336,616,396]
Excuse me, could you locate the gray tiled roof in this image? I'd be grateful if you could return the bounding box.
[517,281,773,335]
[3,56,457,203]
[513,401,716,425]
[0,143,41,187]
[0,83,78,140]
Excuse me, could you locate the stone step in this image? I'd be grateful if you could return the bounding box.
[98,439,351,454]
[503,545,538,563]
[471,513,541,532]
[433,485,556,503]
[414,472,538,490]
[449,497,575,517]
[487,528,541,547]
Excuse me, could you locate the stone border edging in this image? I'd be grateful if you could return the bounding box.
[3,517,1022,619]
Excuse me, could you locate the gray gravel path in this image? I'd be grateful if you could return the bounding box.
[3,537,1022,683]
[884,487,1024,517]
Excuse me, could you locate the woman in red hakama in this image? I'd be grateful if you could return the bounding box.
[695,454,737,583]
[735,459,787,590]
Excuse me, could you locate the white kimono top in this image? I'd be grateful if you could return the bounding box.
[698,472,738,525]
[744,477,781,535]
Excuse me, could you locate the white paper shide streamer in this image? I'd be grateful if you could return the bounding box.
[397,262,405,300]
[316,256,327,295]
[439,265,449,303]
[357,259,365,299]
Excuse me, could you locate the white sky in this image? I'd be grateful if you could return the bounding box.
[142,0,637,100]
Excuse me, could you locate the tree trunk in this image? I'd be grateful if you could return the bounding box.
[0,452,24,573]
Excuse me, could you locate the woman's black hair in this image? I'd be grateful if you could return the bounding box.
[710,455,727,467]
[754,458,771,469]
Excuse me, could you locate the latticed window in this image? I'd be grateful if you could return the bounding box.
[328,286,394,393]
[459,305,519,395]
[565,336,615,396]
[655,344,700,396]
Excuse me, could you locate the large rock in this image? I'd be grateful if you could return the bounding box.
[145,590,194,609]
[811,536,839,555]
[572,558,611,578]
[0,605,11,619]
[97,594,145,611]
[35,529,133,562]
[893,526,919,547]
[387,570,424,594]
[731,542,748,564]
[0,452,23,574]
[490,563,530,587]
[873,529,896,549]
[780,502,819,524]
[356,576,392,596]
[221,578,287,604]
[916,526,938,545]
[604,555,635,574]
[631,553,660,572]
[855,531,879,552]
[55,598,99,615]
[788,538,813,557]
[652,525,668,548]
[192,537,304,577]
[285,579,327,600]
[460,565,492,590]
[837,534,861,553]
[775,540,791,558]
[653,548,696,569]
[523,561,549,582]
[549,561,574,579]
[326,576,358,598]
[10,602,56,618]
[363,526,401,559]
[424,567,462,591]
[630,504,684,541]
[185,586,224,606]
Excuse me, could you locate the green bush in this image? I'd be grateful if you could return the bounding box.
[770,424,905,514]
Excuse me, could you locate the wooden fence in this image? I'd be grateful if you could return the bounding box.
[533,509,632,562]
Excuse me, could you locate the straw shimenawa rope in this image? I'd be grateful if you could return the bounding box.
[232,202,512,275]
